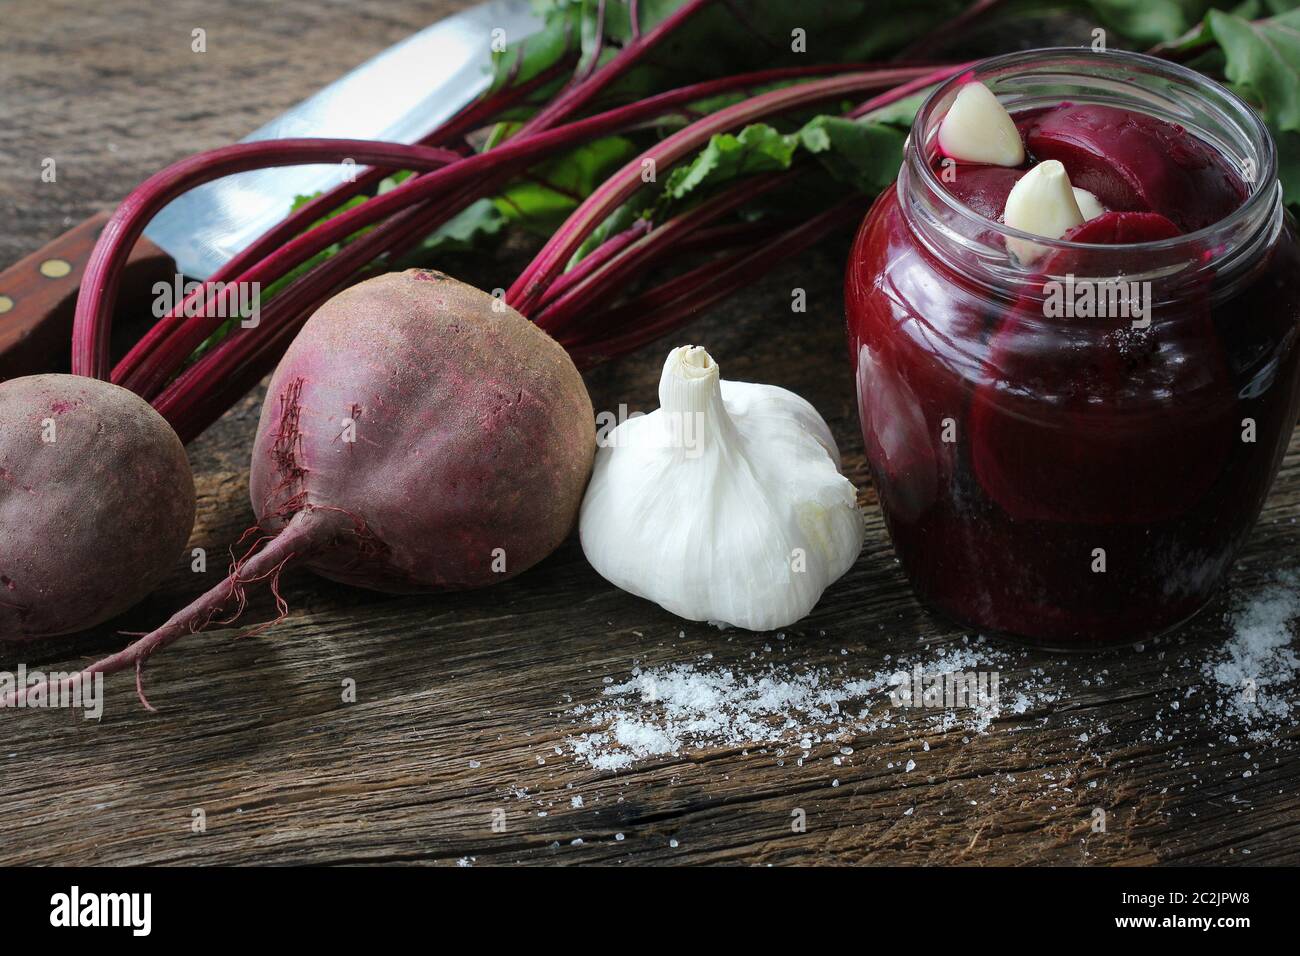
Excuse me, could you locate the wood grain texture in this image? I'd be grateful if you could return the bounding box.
[0,0,1297,867]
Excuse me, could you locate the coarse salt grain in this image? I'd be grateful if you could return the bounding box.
[1203,572,1300,740]
[564,643,1038,770]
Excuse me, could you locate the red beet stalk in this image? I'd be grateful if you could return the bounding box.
[70,139,463,381]
[132,67,937,441]
[511,63,971,341]
[505,69,933,316]
[111,52,580,393]
[533,171,795,336]
[562,196,870,367]
[109,64,910,409]
[94,0,717,397]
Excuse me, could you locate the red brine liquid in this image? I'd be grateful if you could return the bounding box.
[846,92,1300,648]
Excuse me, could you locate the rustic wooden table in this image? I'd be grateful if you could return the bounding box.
[2,0,1297,866]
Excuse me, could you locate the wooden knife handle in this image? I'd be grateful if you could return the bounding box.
[0,212,176,381]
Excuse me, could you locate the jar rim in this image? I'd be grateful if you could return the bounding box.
[908,47,1279,260]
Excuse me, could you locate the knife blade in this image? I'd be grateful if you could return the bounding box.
[0,0,545,379]
[147,0,544,280]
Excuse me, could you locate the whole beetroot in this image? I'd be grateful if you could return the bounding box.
[249,268,595,592]
[5,271,593,706]
[0,374,195,639]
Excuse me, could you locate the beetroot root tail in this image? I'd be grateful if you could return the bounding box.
[1,511,327,713]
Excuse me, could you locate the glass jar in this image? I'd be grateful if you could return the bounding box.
[845,49,1300,648]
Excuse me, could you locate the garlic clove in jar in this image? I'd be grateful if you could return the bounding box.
[1072,186,1107,222]
[937,81,1025,167]
[579,345,863,631]
[1003,159,1085,264]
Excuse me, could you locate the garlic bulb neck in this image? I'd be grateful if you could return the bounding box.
[657,345,736,449]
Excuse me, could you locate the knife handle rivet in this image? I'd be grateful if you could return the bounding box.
[39,258,73,279]
[0,295,13,314]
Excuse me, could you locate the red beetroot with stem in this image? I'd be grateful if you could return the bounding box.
[5,270,595,709]
[10,0,968,699]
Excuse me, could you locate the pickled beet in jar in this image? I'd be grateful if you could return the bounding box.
[845,49,1300,648]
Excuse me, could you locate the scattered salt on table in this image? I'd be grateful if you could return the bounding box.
[1202,571,1300,740]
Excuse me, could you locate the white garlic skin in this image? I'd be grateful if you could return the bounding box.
[579,346,863,631]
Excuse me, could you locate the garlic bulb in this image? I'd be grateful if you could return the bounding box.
[579,346,863,631]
